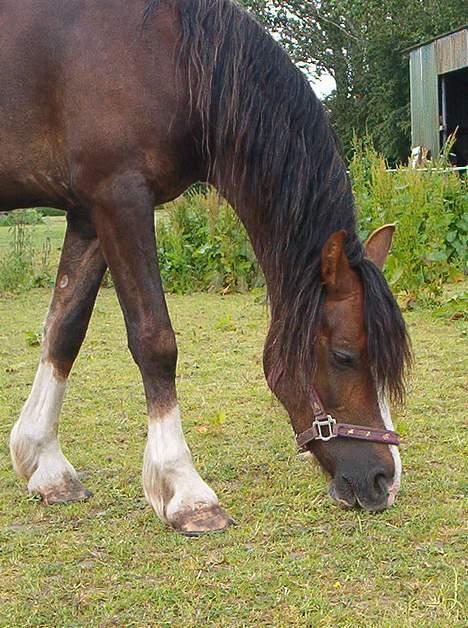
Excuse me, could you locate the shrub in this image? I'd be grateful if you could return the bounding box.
[156,189,263,293]
[0,208,44,227]
[350,138,467,303]
[36,207,66,217]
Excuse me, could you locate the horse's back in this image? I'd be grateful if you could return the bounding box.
[0,0,195,210]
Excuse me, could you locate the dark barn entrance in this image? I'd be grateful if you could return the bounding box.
[439,67,468,164]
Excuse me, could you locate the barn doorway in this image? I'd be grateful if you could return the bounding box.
[439,67,468,165]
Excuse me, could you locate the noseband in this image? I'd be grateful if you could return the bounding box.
[296,387,401,450]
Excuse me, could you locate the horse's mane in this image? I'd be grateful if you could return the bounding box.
[143,0,411,402]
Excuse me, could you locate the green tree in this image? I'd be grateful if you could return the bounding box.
[240,0,467,163]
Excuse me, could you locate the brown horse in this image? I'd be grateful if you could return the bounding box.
[3,0,411,535]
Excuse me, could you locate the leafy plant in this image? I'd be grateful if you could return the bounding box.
[25,329,42,347]
[0,208,44,227]
[350,137,467,304]
[432,290,468,322]
[157,145,466,303]
[156,189,263,294]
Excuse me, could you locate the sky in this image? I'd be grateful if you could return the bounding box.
[310,72,336,99]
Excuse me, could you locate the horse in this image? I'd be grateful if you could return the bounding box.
[2,0,411,536]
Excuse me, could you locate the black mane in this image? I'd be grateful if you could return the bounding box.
[144,0,411,401]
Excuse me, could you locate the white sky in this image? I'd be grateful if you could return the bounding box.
[310,72,336,99]
[267,6,336,101]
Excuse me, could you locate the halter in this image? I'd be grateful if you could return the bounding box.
[296,387,401,450]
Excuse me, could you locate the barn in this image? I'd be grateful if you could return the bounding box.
[408,26,468,165]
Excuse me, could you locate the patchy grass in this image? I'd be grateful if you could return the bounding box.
[0,289,466,626]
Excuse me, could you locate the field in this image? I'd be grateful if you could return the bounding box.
[0,269,466,624]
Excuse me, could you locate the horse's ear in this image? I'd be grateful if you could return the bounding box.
[365,224,395,270]
[321,230,351,294]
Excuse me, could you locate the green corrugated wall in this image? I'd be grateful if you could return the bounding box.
[409,44,440,157]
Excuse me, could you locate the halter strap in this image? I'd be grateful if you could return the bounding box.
[296,387,401,449]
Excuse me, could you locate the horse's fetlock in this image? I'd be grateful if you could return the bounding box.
[10,427,41,480]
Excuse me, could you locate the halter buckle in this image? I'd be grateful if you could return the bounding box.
[313,416,337,441]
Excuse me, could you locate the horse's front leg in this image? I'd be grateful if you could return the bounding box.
[10,214,107,503]
[90,174,233,535]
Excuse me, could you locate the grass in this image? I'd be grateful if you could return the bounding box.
[0,287,466,626]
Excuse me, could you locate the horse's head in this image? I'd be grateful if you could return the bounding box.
[265,225,408,512]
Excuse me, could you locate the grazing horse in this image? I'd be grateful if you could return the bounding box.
[2,0,411,535]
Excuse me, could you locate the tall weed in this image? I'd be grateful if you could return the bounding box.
[156,190,262,293]
[350,138,467,303]
[0,208,44,227]
[0,211,53,292]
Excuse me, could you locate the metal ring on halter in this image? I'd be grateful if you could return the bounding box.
[296,387,401,450]
[312,416,337,441]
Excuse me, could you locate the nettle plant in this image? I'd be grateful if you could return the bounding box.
[156,189,262,294]
[0,210,52,292]
[350,140,467,303]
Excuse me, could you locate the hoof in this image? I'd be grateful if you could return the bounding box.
[170,504,235,537]
[36,476,92,505]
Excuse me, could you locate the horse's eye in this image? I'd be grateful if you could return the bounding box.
[331,349,357,368]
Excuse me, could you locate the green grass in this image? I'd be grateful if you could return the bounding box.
[0,288,466,626]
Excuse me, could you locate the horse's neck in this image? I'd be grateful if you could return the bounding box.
[217,188,278,290]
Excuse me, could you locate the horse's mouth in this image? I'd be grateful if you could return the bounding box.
[328,477,395,512]
[328,478,357,509]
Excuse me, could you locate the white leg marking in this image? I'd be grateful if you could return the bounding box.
[379,396,402,506]
[143,405,218,523]
[10,361,78,493]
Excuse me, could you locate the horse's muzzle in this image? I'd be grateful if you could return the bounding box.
[328,467,396,512]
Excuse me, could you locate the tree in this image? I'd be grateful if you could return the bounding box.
[240,0,467,163]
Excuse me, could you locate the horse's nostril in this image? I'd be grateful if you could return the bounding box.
[372,471,391,498]
[329,475,357,509]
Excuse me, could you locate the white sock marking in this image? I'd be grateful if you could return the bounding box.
[10,361,78,492]
[143,405,218,523]
[378,396,402,506]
